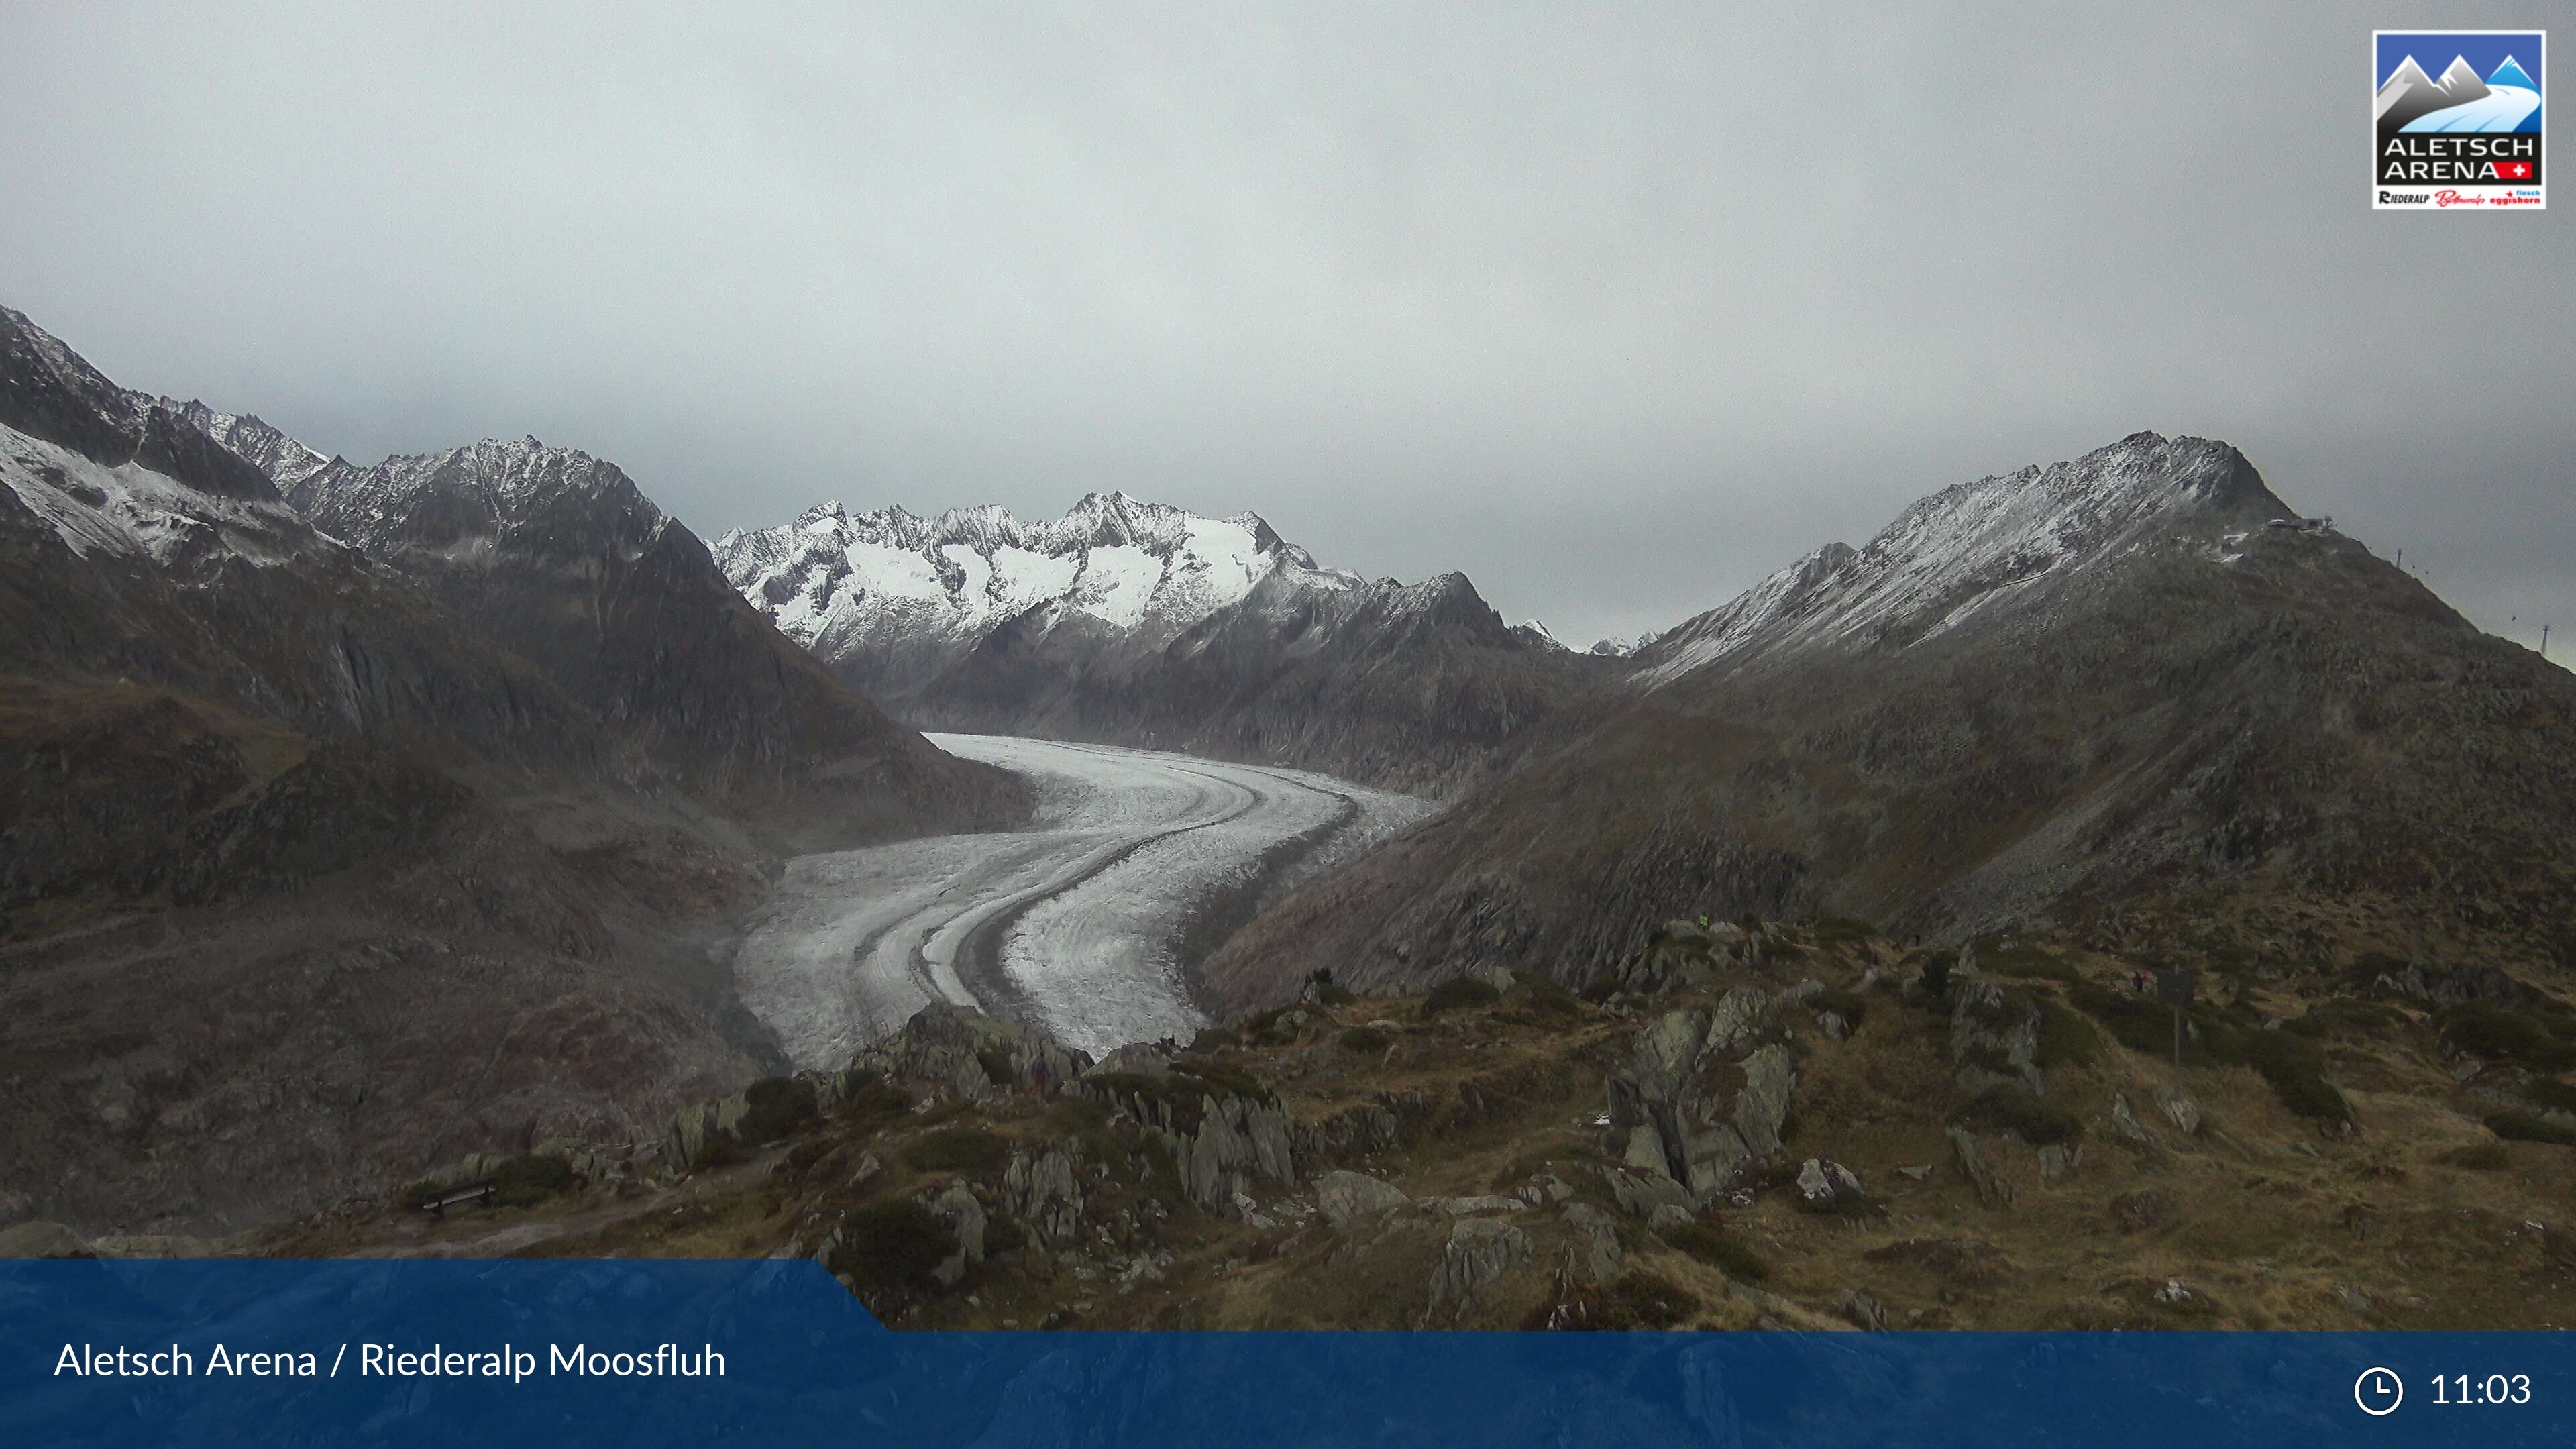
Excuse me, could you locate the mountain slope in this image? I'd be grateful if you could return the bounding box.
[0,305,1019,1236]
[719,494,1610,794]
[1204,432,2576,1009]
[264,441,1026,849]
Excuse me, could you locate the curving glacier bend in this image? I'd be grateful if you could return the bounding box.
[731,735,1434,1066]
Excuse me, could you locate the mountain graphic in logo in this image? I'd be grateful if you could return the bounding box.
[2377,52,2544,137]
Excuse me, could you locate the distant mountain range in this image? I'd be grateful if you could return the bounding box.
[717,495,1615,794]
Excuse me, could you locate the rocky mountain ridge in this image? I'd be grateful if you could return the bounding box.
[1203,432,2576,1012]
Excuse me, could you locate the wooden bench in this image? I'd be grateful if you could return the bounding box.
[420,1181,498,1219]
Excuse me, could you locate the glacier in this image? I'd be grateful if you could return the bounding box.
[727,734,1434,1063]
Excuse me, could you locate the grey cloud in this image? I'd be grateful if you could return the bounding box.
[1,1,2565,657]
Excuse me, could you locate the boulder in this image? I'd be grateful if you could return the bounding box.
[1091,1042,1173,1076]
[2037,1143,2083,1183]
[1423,1217,1534,1325]
[2154,1087,2202,1136]
[666,1097,751,1171]
[1316,1170,1410,1228]
[410,1150,513,1195]
[1947,1127,2015,1209]
[1705,987,1771,1056]
[1647,1203,1697,1233]
[1002,1147,1085,1245]
[0,1222,87,1258]
[1795,1158,1866,1210]
[663,1073,832,1171]
[1178,1094,1298,1213]
[1839,1289,1889,1331]
[1633,1008,1713,1103]
[1680,1124,1755,1199]
[2110,1093,2156,1144]
[1561,1202,1623,1285]
[1624,1120,1676,1179]
[87,1234,225,1259]
[1083,1073,1299,1215]
[928,1181,987,1287]
[1733,1045,1796,1159]
[1597,1165,1693,1218]
[1950,979,2043,1095]
[1617,921,1745,995]
[859,1002,1093,1103]
[1423,1194,1527,1216]
[1519,1173,1577,1206]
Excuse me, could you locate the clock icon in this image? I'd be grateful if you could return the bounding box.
[2355,1366,2404,1416]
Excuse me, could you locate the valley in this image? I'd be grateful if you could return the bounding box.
[7,299,2575,1345]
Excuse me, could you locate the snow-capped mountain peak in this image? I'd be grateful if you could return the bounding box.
[140,398,333,491]
[1634,431,2284,686]
[2491,56,2537,89]
[1510,617,1570,651]
[717,492,1356,657]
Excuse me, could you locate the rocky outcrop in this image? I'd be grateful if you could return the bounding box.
[665,1073,838,1172]
[857,1004,1095,1104]
[1795,1158,1866,1211]
[1073,1071,1296,1216]
[1560,1202,1624,1285]
[0,1222,87,1259]
[1608,920,1752,996]
[1316,1170,1409,1228]
[1951,980,2044,1095]
[2154,1087,2202,1136]
[1000,1146,1085,1246]
[1422,1217,1533,1326]
[1602,996,1797,1203]
[1948,1127,2015,1210]
[927,1182,987,1287]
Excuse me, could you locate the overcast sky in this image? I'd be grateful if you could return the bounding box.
[1,2,2566,655]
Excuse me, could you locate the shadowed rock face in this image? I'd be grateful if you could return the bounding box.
[1205,434,2576,1010]
[278,440,1028,848]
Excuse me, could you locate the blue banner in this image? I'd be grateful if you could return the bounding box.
[3,1259,2568,1447]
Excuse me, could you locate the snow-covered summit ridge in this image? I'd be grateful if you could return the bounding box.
[141,399,333,491]
[1635,431,2283,687]
[716,490,1362,646]
[0,306,319,570]
[283,435,675,559]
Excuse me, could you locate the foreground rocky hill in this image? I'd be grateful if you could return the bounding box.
[0,305,1026,1236]
[1202,433,2576,1011]
[718,494,1609,796]
[130,916,2576,1332]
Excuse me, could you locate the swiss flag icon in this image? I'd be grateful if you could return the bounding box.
[2498,160,2535,180]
